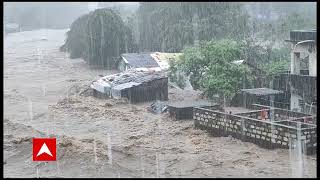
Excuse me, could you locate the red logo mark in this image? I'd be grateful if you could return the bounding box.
[33,138,56,161]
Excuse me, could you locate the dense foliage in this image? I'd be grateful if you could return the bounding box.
[170,39,254,100]
[262,47,290,79]
[264,59,290,78]
[60,8,137,68]
[168,59,187,89]
[137,2,250,52]
[169,37,292,100]
[240,38,290,70]
[251,12,316,43]
[58,2,309,89]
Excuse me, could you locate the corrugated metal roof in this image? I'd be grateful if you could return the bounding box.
[241,88,283,96]
[91,69,167,94]
[121,53,159,68]
[289,30,316,42]
[105,70,166,85]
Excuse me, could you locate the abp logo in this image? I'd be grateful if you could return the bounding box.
[33,138,56,161]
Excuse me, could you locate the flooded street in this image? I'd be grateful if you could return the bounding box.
[3,29,317,178]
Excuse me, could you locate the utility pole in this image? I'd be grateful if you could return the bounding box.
[269,80,275,122]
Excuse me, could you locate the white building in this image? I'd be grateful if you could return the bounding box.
[285,30,317,114]
[289,30,317,76]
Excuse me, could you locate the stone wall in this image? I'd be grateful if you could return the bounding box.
[193,107,317,155]
[301,127,317,154]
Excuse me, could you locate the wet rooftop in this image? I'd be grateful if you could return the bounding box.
[287,30,316,42]
[121,53,159,68]
[100,69,167,86]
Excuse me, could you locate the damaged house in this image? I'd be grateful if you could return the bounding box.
[90,69,168,103]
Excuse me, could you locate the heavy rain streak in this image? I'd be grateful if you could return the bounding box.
[3,2,317,178]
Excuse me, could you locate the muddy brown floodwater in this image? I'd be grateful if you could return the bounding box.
[4,29,317,178]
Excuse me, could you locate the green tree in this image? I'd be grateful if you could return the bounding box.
[61,8,137,69]
[179,46,207,89]
[60,14,90,59]
[252,12,316,42]
[264,59,289,78]
[137,2,250,52]
[174,39,254,101]
[276,12,316,40]
[168,59,186,89]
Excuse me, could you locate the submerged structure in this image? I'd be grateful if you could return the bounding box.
[90,69,168,103]
[167,100,221,120]
[193,103,317,155]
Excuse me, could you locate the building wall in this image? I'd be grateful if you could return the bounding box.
[290,42,317,76]
[273,73,316,114]
[309,47,317,77]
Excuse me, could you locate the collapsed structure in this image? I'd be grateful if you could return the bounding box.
[167,100,221,120]
[91,52,181,103]
[90,69,168,103]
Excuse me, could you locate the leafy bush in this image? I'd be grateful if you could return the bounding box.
[264,59,290,78]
